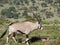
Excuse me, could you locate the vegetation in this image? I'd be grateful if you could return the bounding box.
[0,0,60,45]
[0,25,60,45]
[0,0,60,22]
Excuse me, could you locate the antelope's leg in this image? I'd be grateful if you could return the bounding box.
[26,41,30,45]
[12,37,17,43]
[12,32,17,43]
[22,35,30,45]
[6,34,11,44]
[26,35,30,45]
[6,37,8,44]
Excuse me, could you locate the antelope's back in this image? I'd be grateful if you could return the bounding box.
[9,21,34,34]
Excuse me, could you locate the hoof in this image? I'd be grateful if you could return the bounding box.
[22,41,25,43]
[4,43,10,45]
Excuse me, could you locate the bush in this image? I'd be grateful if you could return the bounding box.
[45,0,53,3]
[1,7,19,19]
[57,8,60,14]
[41,3,48,7]
[45,11,54,18]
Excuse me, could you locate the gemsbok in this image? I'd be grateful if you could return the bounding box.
[0,14,43,45]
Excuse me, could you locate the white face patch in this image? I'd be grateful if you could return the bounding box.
[41,27,43,30]
[38,24,43,30]
[38,24,41,29]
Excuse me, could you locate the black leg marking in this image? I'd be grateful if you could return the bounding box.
[26,35,29,38]
[25,35,30,45]
[12,32,17,43]
[8,34,11,37]
[13,32,16,37]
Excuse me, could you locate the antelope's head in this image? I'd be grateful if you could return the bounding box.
[38,21,43,30]
[33,13,43,30]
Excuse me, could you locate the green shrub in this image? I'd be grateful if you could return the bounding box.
[1,7,19,19]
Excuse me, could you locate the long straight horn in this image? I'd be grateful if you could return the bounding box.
[33,13,42,23]
[33,13,39,21]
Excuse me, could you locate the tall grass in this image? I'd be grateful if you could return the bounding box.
[0,23,60,45]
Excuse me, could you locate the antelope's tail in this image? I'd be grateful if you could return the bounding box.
[0,29,7,39]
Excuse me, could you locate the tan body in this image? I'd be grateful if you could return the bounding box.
[9,21,39,35]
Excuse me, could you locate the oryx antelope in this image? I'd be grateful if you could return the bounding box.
[0,14,43,45]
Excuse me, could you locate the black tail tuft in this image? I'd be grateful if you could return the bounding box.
[0,29,7,39]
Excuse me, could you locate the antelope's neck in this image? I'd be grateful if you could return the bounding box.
[32,22,38,30]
